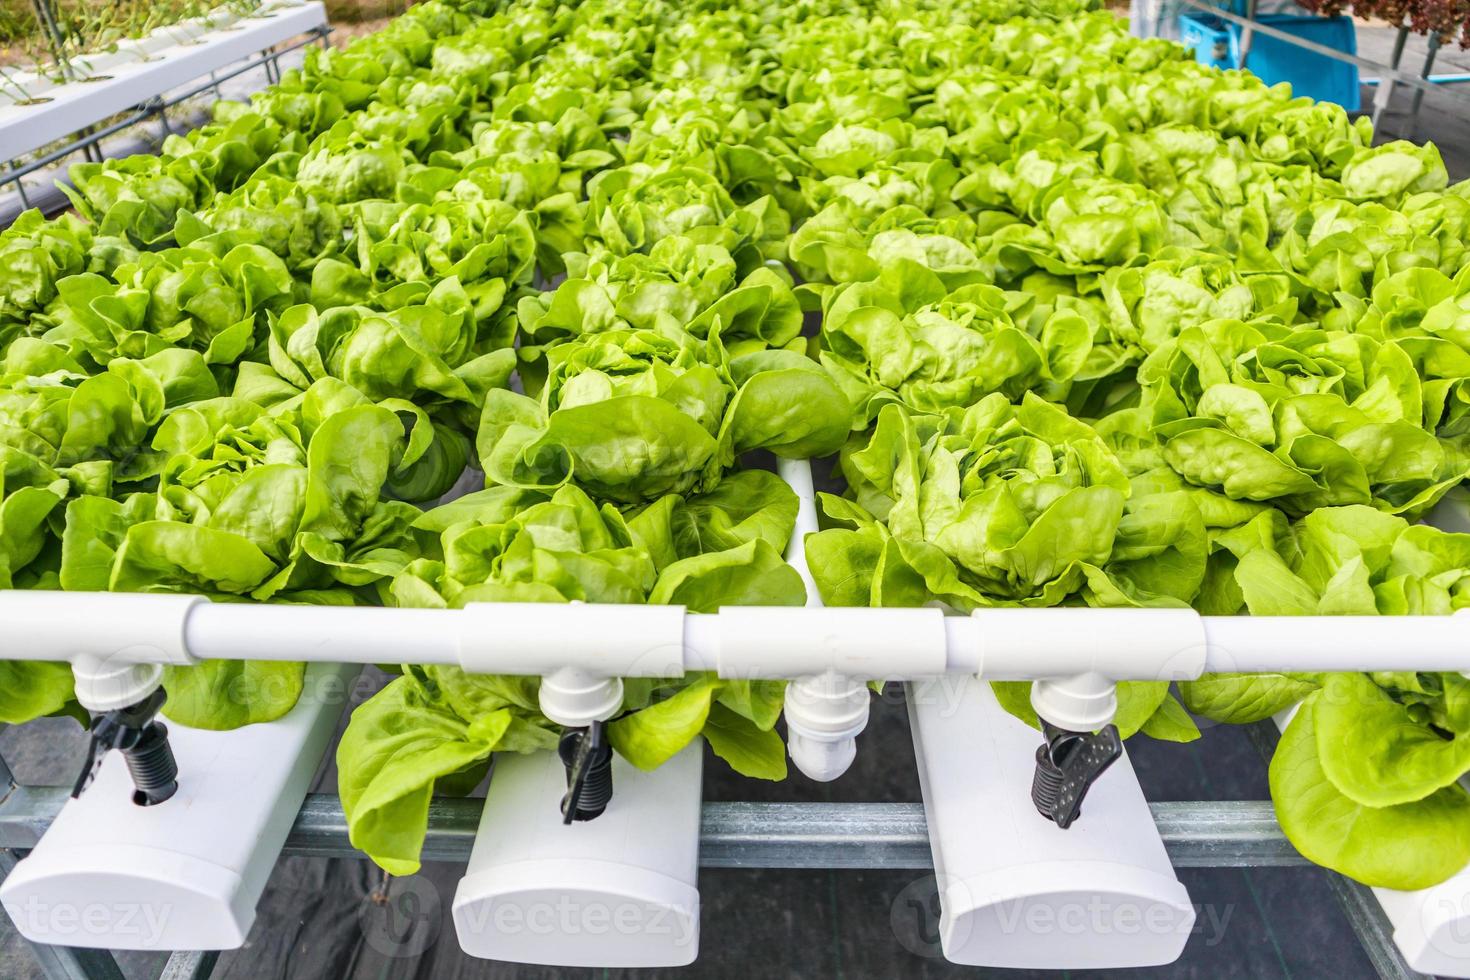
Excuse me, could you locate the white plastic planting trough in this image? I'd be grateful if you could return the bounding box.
[0,1,327,160]
[0,466,1469,970]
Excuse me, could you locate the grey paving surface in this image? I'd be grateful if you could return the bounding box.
[1356,23,1470,173]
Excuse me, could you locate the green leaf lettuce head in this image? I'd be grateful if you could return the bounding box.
[338,470,805,874]
[809,394,1206,611]
[1138,318,1470,518]
[478,321,848,504]
[57,392,422,730]
[806,395,1207,742]
[1182,505,1470,887]
[817,259,1098,424]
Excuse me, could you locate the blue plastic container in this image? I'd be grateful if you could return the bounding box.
[1180,12,1234,70]
[1178,10,1360,111]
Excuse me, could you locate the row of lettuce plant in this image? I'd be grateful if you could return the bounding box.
[3,0,1470,886]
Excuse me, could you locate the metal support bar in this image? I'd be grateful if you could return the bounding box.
[28,0,73,82]
[1372,26,1411,130]
[1409,33,1442,134]
[1235,0,1258,71]
[1325,873,1431,980]
[0,789,1306,868]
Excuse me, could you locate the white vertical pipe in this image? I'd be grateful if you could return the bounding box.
[775,457,821,598]
[775,458,869,782]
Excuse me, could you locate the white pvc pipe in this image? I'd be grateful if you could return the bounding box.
[3,590,1470,679]
[775,457,871,782]
[183,604,460,667]
[944,614,981,673]
[1201,613,1470,674]
[460,602,687,676]
[976,607,1208,681]
[718,606,948,678]
[775,456,822,598]
[683,614,720,671]
[0,591,203,664]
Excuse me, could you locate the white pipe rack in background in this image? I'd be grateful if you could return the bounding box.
[2,590,1467,680]
[0,1,328,161]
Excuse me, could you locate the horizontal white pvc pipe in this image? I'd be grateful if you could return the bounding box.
[460,602,687,676]
[974,607,1207,681]
[183,604,461,667]
[1201,613,1470,674]
[3,592,1470,679]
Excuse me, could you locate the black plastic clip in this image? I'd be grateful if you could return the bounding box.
[559,721,613,824]
[1030,719,1122,829]
[71,688,179,807]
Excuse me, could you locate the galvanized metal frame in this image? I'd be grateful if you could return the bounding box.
[0,727,1429,980]
[0,26,333,210]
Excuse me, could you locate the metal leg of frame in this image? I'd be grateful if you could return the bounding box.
[1236,0,1258,71]
[152,100,173,144]
[0,850,128,980]
[1409,33,1441,137]
[159,950,221,980]
[79,128,103,164]
[261,48,280,85]
[1372,26,1410,132]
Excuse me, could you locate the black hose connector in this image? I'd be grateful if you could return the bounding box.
[1030,720,1122,829]
[559,723,613,824]
[71,688,179,806]
[124,722,179,807]
[1030,742,1067,817]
